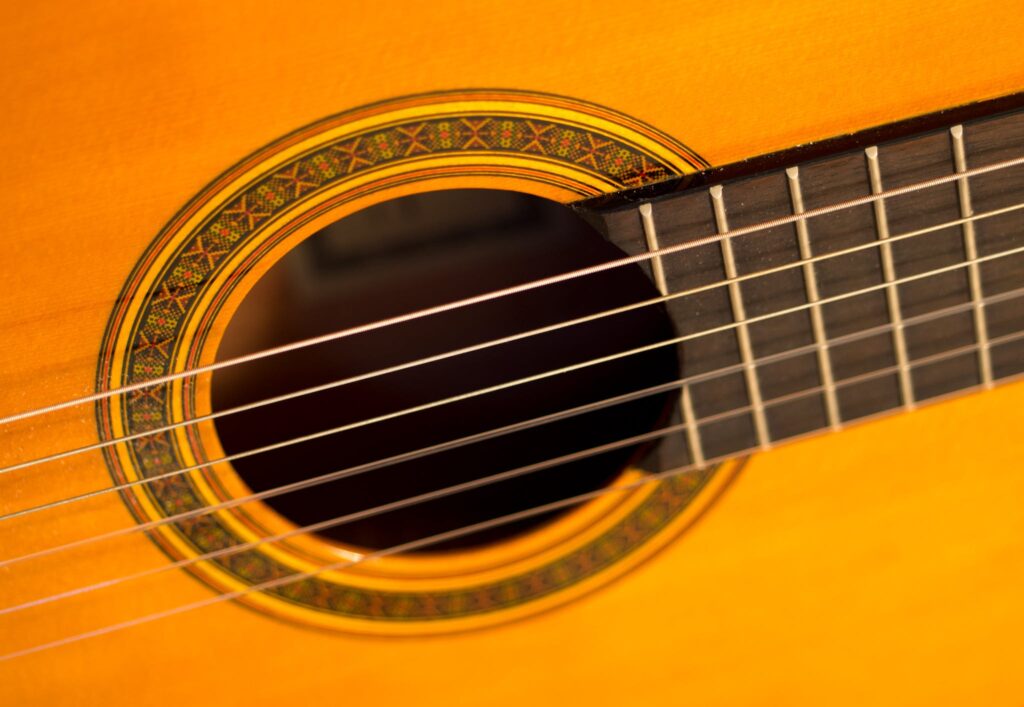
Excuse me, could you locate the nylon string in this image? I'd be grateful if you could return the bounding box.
[2,198,1023,483]
[2,146,1024,662]
[4,321,1024,620]
[3,271,1024,571]
[3,232,1024,527]
[0,150,1022,429]
[2,347,1022,663]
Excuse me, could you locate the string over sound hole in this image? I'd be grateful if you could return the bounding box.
[212,189,678,551]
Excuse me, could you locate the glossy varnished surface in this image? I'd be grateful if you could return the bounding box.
[1,0,1023,703]
[4,383,1024,705]
[3,0,1022,423]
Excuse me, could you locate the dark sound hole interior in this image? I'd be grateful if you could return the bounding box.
[211,189,679,552]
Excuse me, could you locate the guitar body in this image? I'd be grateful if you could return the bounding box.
[2,2,1023,704]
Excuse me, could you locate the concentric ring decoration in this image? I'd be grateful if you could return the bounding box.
[95,89,739,635]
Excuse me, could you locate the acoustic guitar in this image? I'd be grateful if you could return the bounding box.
[2,1,1023,704]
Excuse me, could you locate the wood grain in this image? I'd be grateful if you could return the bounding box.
[1,1,1023,704]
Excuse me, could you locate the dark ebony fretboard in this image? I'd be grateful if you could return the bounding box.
[583,98,1024,470]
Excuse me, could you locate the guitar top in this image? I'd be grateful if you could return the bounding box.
[1,2,1023,705]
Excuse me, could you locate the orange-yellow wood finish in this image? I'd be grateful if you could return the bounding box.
[2,1,1023,704]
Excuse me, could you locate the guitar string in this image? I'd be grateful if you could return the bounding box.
[1,140,1020,612]
[4,324,1023,619]
[0,469,708,663]
[0,381,702,615]
[1,149,1021,429]
[6,243,1024,526]
[3,349,1021,664]
[3,268,1023,568]
[2,119,1015,655]
[3,198,1022,483]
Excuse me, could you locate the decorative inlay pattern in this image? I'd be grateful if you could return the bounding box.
[95,90,713,629]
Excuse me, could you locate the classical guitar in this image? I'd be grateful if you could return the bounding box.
[2,2,1023,704]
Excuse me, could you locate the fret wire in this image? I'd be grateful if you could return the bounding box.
[865,146,916,410]
[709,185,771,449]
[638,204,669,293]
[786,166,841,430]
[950,125,994,388]
[639,203,706,467]
[7,323,1024,662]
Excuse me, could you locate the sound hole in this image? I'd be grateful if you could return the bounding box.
[211,189,678,552]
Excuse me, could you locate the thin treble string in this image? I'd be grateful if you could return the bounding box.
[2,150,1023,430]
[5,199,1023,483]
[0,469,700,664]
[5,236,1024,526]
[0,380,691,615]
[4,348,1022,664]
[6,323,1024,620]
[5,273,1024,568]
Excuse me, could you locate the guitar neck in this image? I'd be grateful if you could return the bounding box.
[585,95,1024,468]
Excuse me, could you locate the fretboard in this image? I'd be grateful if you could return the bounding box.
[584,97,1024,469]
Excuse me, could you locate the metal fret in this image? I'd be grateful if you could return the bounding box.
[786,166,841,430]
[708,186,771,449]
[582,100,1024,459]
[950,124,994,388]
[865,146,916,410]
[638,203,706,466]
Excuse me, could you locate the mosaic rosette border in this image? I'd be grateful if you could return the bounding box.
[96,90,713,624]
